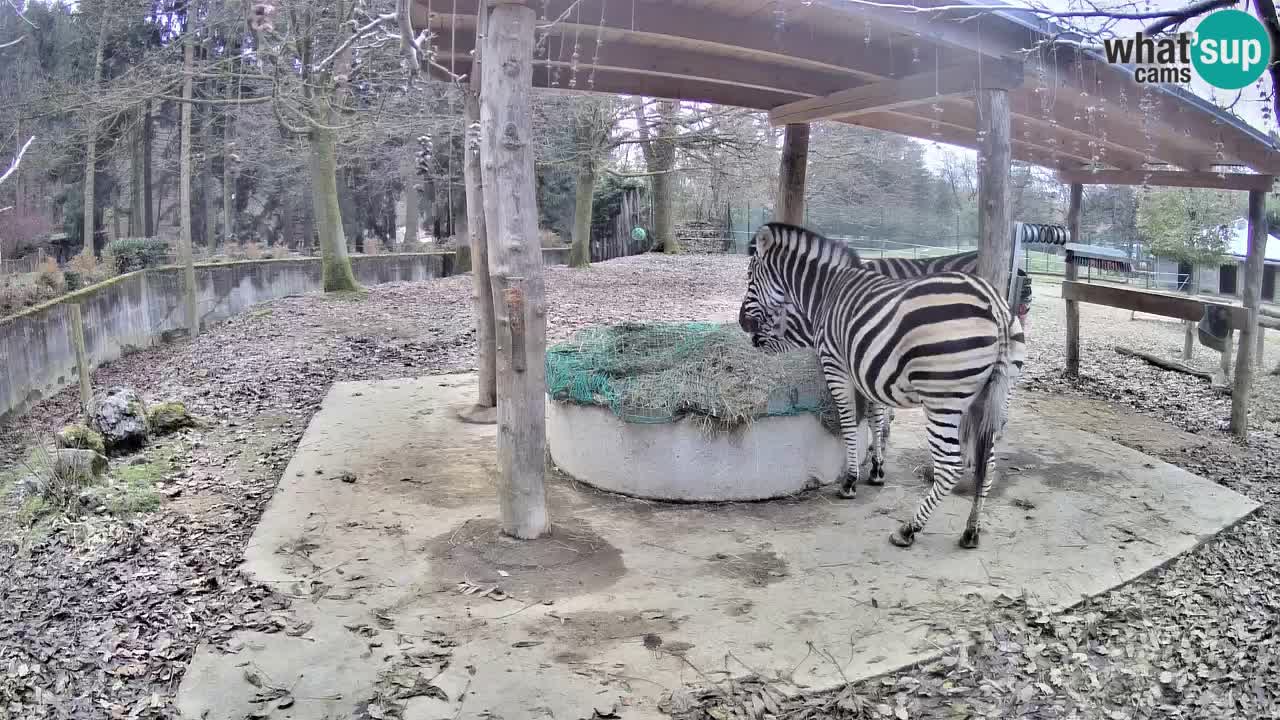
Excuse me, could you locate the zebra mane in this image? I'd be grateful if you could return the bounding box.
[753,222,862,270]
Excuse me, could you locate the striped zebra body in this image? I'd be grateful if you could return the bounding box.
[738,223,1026,549]
[855,251,1031,487]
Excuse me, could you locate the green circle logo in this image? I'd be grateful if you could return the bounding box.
[631,227,646,242]
[1192,9,1271,90]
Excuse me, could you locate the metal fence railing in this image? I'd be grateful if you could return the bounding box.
[0,252,47,276]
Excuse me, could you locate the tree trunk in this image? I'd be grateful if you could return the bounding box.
[143,101,154,237]
[179,34,199,337]
[402,154,419,248]
[309,115,359,292]
[222,116,234,248]
[130,112,145,237]
[81,19,109,256]
[480,2,549,540]
[633,99,679,253]
[570,157,595,268]
[280,189,294,248]
[464,87,497,409]
[202,108,216,251]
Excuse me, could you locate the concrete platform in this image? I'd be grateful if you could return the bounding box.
[177,374,1259,720]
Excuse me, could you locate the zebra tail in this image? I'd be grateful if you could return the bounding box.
[961,313,1014,459]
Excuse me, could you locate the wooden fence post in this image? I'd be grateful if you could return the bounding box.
[1231,188,1268,438]
[68,304,92,416]
[1064,183,1082,377]
[480,1,550,540]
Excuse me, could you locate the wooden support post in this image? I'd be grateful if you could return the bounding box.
[68,304,92,416]
[480,1,549,539]
[1183,322,1195,360]
[975,88,1012,297]
[776,123,809,225]
[463,5,497,415]
[1064,183,1082,377]
[1231,189,1267,438]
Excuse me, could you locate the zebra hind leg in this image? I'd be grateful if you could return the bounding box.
[890,408,964,548]
[866,404,889,486]
[831,387,864,499]
[959,431,995,549]
[960,383,1010,548]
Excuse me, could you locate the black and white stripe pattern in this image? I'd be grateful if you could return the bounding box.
[855,251,1032,483]
[738,223,1025,549]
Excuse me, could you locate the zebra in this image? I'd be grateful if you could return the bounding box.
[852,251,1033,489]
[738,222,1025,549]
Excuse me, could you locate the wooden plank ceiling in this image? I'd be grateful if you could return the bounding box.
[413,0,1280,178]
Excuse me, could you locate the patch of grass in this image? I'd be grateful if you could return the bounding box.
[16,495,49,526]
[104,461,165,516]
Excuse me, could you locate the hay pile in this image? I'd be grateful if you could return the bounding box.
[545,322,837,428]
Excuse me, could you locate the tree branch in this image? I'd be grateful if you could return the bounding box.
[0,135,34,187]
[1255,0,1280,124]
[1144,0,1240,34]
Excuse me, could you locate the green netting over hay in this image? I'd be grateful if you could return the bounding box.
[545,322,839,429]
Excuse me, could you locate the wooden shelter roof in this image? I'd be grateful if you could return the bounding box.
[413,0,1280,181]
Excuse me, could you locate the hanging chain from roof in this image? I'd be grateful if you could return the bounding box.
[568,0,582,89]
[588,0,606,90]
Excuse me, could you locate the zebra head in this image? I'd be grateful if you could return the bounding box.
[739,222,854,352]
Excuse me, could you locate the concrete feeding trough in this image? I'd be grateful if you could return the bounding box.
[546,400,866,501]
[543,322,870,502]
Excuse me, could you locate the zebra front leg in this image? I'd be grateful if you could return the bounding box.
[830,387,864,499]
[866,404,889,486]
[890,408,964,548]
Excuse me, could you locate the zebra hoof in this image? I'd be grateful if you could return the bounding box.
[837,485,857,499]
[889,527,915,548]
[867,462,886,486]
[958,528,980,549]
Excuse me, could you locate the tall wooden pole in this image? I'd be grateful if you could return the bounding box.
[1231,188,1268,438]
[480,1,549,539]
[975,89,1012,295]
[1064,183,1082,377]
[179,33,200,337]
[776,123,809,225]
[465,3,497,413]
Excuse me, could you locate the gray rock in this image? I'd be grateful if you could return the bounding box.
[87,386,150,455]
[16,474,47,499]
[52,448,109,484]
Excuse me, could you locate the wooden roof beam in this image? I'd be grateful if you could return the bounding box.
[808,0,1023,61]
[420,0,914,82]
[767,59,1023,126]
[932,97,1151,170]
[1052,50,1280,173]
[1057,169,1275,191]
[438,34,870,100]
[850,111,1093,170]
[1007,91,1205,172]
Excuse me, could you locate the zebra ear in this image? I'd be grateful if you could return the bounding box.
[751,226,775,256]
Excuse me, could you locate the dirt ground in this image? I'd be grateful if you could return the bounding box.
[3,255,1280,719]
